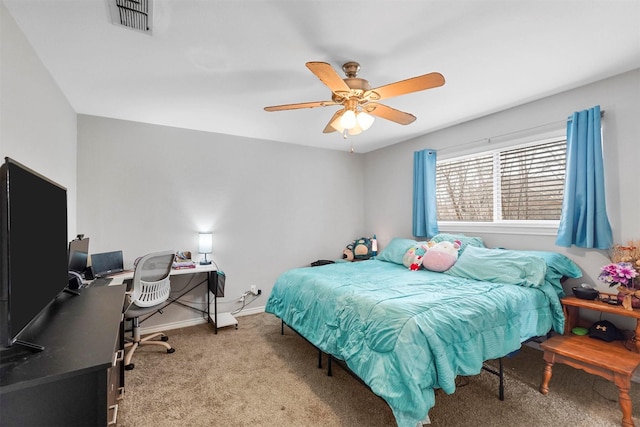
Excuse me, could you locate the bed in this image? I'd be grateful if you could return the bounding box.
[265,235,582,427]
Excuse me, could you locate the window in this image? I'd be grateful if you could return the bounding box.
[436,137,566,223]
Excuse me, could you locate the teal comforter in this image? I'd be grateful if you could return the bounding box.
[265,259,565,427]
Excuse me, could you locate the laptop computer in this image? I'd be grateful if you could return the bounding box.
[90,250,125,278]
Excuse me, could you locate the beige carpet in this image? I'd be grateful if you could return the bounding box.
[117,312,639,427]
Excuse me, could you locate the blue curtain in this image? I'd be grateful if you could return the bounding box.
[413,149,439,238]
[556,105,612,249]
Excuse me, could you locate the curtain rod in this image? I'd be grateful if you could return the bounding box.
[568,109,605,120]
[438,110,605,153]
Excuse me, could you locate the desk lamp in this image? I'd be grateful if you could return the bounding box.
[198,232,213,265]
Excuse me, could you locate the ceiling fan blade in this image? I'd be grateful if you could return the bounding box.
[323,110,344,133]
[264,100,337,112]
[364,103,417,125]
[306,62,351,96]
[364,72,445,102]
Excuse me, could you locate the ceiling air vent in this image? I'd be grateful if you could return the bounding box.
[107,0,153,35]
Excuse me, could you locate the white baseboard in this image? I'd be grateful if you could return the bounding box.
[233,306,265,318]
[139,305,265,335]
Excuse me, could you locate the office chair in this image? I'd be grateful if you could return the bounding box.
[123,250,176,370]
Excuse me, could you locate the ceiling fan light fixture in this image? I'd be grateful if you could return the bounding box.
[264,61,445,140]
[356,111,374,131]
[340,109,357,129]
[348,123,363,136]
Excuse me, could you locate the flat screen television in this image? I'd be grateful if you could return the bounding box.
[0,157,69,350]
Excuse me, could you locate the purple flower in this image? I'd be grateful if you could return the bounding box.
[598,262,639,287]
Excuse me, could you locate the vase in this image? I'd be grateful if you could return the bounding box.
[616,279,640,309]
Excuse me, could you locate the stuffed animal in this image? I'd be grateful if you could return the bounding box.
[352,237,373,259]
[422,240,461,272]
[403,244,429,271]
[342,246,354,261]
[342,237,373,261]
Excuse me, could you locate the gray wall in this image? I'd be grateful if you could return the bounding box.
[76,115,365,328]
[1,2,77,236]
[365,68,640,297]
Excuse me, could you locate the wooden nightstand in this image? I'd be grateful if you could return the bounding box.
[561,295,640,352]
[539,294,640,427]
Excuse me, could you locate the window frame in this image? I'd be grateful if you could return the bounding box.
[435,129,567,236]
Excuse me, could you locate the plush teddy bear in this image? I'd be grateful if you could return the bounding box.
[421,240,461,272]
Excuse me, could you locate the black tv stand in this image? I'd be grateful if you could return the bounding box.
[9,338,44,352]
[1,285,125,426]
[0,341,40,365]
[63,286,81,296]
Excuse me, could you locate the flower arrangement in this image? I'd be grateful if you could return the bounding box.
[602,240,640,310]
[598,262,638,287]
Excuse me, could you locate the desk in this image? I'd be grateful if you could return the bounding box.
[107,263,237,333]
[0,285,126,426]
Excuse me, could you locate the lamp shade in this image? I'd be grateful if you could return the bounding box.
[340,109,357,129]
[198,232,213,254]
[356,111,374,130]
[347,123,363,135]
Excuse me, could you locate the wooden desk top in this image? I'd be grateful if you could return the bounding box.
[107,262,217,286]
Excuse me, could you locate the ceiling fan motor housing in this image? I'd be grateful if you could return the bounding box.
[342,61,360,78]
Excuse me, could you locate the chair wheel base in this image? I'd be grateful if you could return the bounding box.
[125,363,135,370]
[167,348,175,354]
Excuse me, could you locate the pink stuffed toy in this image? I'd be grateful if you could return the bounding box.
[422,240,461,272]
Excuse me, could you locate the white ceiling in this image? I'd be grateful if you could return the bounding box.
[4,0,640,153]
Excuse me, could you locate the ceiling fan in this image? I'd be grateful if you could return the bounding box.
[264,61,445,137]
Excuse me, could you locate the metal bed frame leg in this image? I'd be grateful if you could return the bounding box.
[278,319,332,377]
[481,357,505,400]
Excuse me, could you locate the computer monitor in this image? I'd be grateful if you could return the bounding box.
[90,250,124,278]
[68,237,89,274]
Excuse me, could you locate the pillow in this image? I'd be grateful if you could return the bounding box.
[445,246,546,287]
[518,250,582,282]
[517,250,582,296]
[429,233,485,255]
[377,238,418,265]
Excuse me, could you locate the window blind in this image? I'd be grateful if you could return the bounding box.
[436,155,494,221]
[499,140,566,220]
[436,138,567,222]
